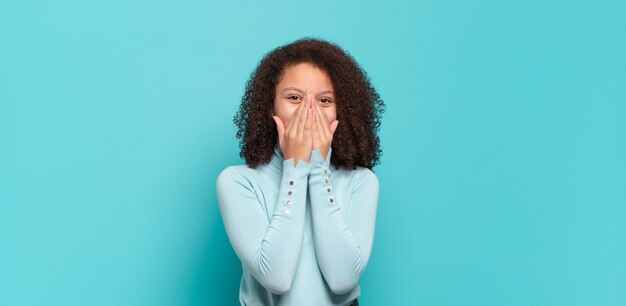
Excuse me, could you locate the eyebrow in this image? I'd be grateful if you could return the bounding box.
[281,87,335,95]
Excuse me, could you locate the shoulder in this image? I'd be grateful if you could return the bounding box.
[334,165,379,190]
[354,166,379,189]
[343,167,380,206]
[356,166,378,181]
[216,164,256,192]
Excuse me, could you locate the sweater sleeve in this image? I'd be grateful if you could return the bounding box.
[307,148,380,294]
[216,159,312,294]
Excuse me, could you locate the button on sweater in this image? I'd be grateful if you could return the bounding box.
[216,143,379,306]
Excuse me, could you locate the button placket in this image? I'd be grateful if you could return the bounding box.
[322,172,334,205]
[283,201,292,216]
[282,158,312,218]
[284,178,295,216]
[310,151,334,206]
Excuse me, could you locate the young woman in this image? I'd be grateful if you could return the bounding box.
[216,37,385,306]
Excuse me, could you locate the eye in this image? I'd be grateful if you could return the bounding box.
[287,95,302,102]
[319,97,332,104]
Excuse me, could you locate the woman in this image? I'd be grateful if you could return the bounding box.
[216,37,385,306]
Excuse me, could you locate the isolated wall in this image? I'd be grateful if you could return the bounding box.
[1,1,625,305]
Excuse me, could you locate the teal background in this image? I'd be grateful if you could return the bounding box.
[1,0,625,305]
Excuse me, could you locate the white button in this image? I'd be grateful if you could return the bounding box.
[287,200,292,205]
[284,208,290,215]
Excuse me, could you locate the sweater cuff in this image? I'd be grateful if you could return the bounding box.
[309,147,331,169]
[282,158,313,178]
[275,157,312,220]
[308,147,335,207]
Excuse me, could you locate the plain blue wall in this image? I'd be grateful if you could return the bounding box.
[1,0,625,305]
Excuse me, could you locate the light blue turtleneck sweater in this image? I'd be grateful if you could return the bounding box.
[216,143,379,306]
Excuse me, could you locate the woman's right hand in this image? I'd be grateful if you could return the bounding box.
[272,93,313,166]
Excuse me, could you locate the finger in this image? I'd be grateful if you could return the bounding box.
[311,96,317,121]
[287,97,305,136]
[303,102,312,138]
[298,94,312,138]
[284,101,298,134]
[294,95,309,136]
[305,93,314,135]
[314,100,330,139]
[330,120,339,135]
[320,105,332,138]
[311,100,319,148]
[312,100,325,140]
[312,97,319,132]
[272,116,285,141]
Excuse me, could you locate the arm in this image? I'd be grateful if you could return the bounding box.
[216,159,312,294]
[308,148,380,294]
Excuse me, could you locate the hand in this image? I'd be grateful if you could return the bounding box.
[310,92,339,162]
[272,93,313,166]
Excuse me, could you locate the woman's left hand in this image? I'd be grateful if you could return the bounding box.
[310,92,339,161]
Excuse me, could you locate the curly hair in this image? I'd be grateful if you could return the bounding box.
[234,37,385,171]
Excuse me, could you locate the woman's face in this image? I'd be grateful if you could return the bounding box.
[274,62,337,127]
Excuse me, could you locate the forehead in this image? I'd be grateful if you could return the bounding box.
[277,63,334,91]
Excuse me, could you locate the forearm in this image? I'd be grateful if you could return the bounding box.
[307,148,378,294]
[216,158,313,294]
[310,195,365,294]
[253,159,311,292]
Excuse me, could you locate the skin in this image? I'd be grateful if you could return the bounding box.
[272,63,339,166]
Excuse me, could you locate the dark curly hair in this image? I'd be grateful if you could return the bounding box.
[234,37,385,171]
